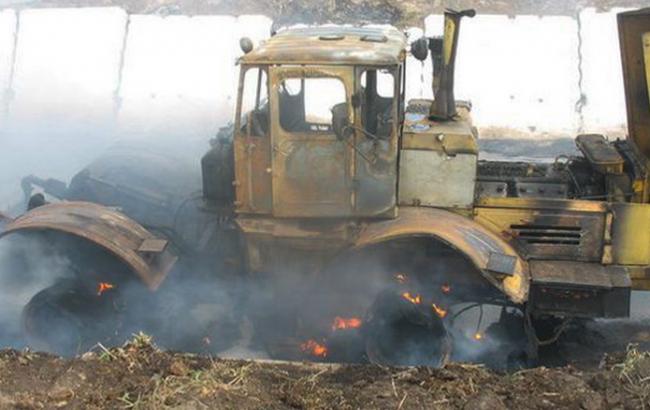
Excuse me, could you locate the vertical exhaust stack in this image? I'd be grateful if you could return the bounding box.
[431,9,475,120]
[413,9,475,121]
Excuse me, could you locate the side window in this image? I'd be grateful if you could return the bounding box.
[239,68,268,137]
[359,69,395,138]
[279,77,346,133]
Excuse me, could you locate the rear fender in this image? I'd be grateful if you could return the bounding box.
[354,207,529,303]
[0,202,177,290]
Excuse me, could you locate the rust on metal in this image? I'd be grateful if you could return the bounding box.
[0,202,177,290]
[618,8,650,161]
[241,27,406,66]
[353,207,529,304]
[475,205,606,262]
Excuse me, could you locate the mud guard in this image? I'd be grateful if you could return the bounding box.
[354,207,529,304]
[0,202,177,290]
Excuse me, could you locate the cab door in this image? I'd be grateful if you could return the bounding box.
[352,66,400,216]
[269,66,355,217]
[233,66,273,214]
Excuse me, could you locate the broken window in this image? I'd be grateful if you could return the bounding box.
[359,69,395,139]
[278,77,346,133]
[239,67,268,137]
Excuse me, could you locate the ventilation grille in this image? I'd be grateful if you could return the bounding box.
[510,224,582,245]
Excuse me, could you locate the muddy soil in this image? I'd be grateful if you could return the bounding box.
[5,0,649,26]
[0,335,648,410]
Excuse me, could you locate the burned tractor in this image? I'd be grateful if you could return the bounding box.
[1,8,650,366]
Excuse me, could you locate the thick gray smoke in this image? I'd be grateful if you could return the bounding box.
[0,234,72,348]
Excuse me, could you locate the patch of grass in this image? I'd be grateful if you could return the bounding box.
[614,344,650,409]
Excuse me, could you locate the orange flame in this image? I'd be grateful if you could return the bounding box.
[401,292,421,305]
[441,283,451,294]
[473,332,483,341]
[432,303,448,318]
[331,316,362,331]
[300,339,327,357]
[394,273,407,284]
[97,282,115,296]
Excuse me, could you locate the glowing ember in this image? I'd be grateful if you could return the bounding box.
[301,339,328,357]
[473,332,483,341]
[331,316,362,331]
[441,283,451,294]
[401,292,421,305]
[97,282,115,296]
[394,273,407,283]
[432,303,448,318]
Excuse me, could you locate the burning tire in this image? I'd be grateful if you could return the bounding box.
[22,278,124,356]
[364,290,451,367]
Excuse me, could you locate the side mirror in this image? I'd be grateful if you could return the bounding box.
[411,37,429,61]
[240,37,254,54]
[331,103,353,140]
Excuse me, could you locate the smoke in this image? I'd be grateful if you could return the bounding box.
[0,233,72,349]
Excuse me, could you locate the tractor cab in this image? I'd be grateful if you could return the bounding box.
[232,27,407,218]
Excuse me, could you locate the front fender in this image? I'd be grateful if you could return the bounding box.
[355,207,529,303]
[0,202,177,290]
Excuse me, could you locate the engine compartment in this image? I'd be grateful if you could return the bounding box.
[476,137,640,203]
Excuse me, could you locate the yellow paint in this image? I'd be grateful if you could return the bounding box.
[628,266,650,291]
[354,207,529,304]
[443,17,456,65]
[643,32,650,108]
[610,203,650,265]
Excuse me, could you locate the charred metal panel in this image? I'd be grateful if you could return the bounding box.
[475,198,606,262]
[514,182,568,199]
[241,27,406,66]
[529,260,631,318]
[354,139,398,215]
[628,265,650,290]
[233,128,273,214]
[610,202,650,265]
[236,216,355,273]
[575,134,625,174]
[0,202,177,290]
[399,101,477,209]
[618,9,650,160]
[233,67,273,215]
[476,181,508,199]
[269,65,355,217]
[398,150,476,208]
[351,65,399,216]
[645,32,650,98]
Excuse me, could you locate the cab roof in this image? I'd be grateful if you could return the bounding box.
[240,26,407,66]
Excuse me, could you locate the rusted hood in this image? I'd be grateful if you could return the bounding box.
[0,202,177,290]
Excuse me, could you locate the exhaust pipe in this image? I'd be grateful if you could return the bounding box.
[412,9,475,121]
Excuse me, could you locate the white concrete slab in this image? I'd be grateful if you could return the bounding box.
[116,14,272,141]
[579,7,633,138]
[421,14,580,138]
[0,8,16,116]
[6,7,127,133]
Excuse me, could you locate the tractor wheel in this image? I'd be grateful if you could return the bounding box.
[291,237,495,366]
[22,277,125,356]
[0,233,142,356]
[364,289,451,366]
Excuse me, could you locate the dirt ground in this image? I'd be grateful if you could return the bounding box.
[0,333,647,410]
[4,0,649,26]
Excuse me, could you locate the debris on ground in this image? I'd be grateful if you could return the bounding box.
[0,335,648,409]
